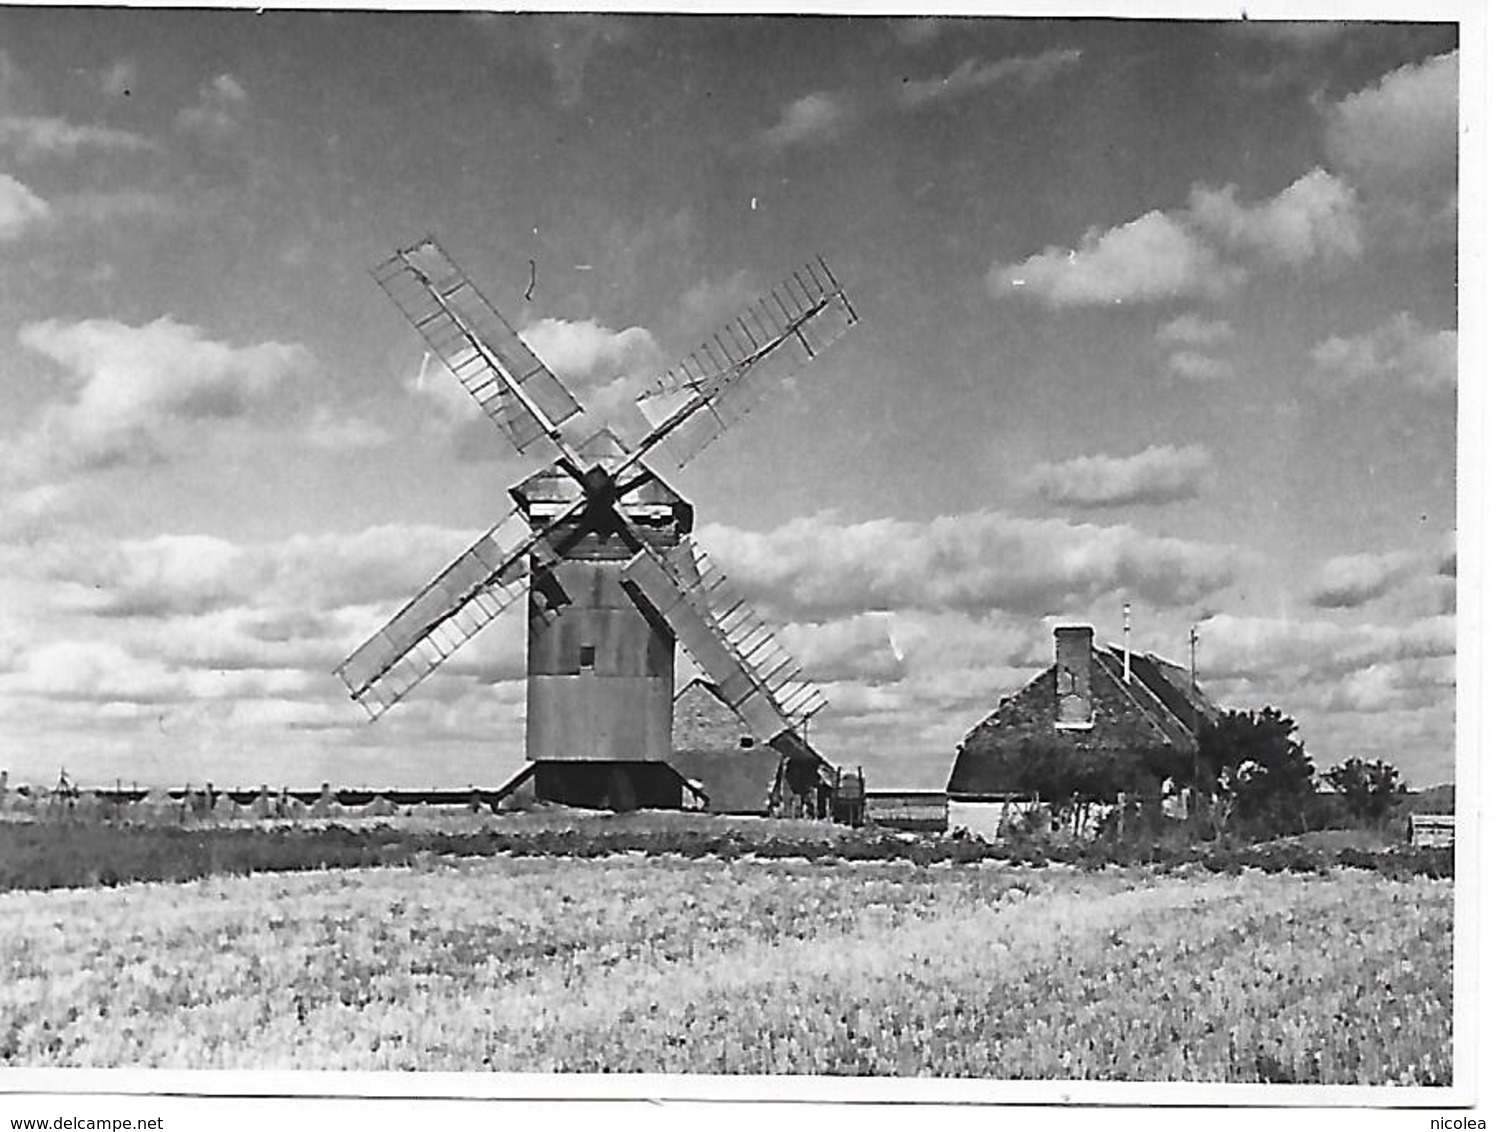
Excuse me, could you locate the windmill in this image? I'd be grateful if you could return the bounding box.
[335,237,858,810]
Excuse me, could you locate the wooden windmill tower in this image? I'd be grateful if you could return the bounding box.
[335,238,858,809]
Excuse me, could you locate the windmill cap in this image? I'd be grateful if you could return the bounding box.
[578,427,628,463]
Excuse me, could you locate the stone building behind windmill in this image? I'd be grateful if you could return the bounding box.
[669,678,837,818]
[945,623,1221,839]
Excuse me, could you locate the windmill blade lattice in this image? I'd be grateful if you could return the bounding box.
[621,538,826,741]
[634,258,857,470]
[335,506,559,719]
[374,238,587,459]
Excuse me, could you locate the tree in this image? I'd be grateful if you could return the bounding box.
[999,736,1183,838]
[1323,757,1405,825]
[1196,707,1316,836]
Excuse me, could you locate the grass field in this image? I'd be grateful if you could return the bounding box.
[0,808,1454,891]
[0,854,1452,1081]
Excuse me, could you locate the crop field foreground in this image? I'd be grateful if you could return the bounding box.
[0,857,1451,1082]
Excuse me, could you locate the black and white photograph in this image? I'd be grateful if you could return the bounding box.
[0,1,1480,1122]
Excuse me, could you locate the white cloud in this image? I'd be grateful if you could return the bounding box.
[1325,50,1456,204]
[0,115,155,160]
[1199,611,1453,685]
[12,639,175,703]
[0,513,1453,790]
[50,534,245,618]
[0,520,536,782]
[698,509,1237,621]
[1197,611,1455,772]
[6,638,317,704]
[1187,168,1361,266]
[1024,444,1211,508]
[778,613,909,686]
[176,73,249,137]
[1309,551,1421,609]
[0,172,49,239]
[407,317,662,451]
[766,48,1078,153]
[1309,311,1455,394]
[36,524,482,620]
[989,210,1235,307]
[525,317,661,436]
[14,316,312,473]
[1309,656,1454,715]
[897,48,1081,109]
[1163,351,1235,383]
[1157,314,1233,347]
[520,317,660,388]
[762,92,847,149]
[991,169,1361,309]
[301,406,391,452]
[0,482,89,543]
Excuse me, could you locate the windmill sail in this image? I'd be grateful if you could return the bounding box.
[374,238,585,459]
[335,507,557,719]
[620,539,825,742]
[633,257,857,470]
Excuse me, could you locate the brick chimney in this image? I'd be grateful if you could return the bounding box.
[1054,624,1094,728]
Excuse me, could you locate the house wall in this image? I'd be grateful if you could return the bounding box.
[674,681,753,749]
[949,798,1122,842]
[948,799,1045,841]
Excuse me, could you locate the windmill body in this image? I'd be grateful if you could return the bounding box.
[336,238,856,810]
[512,444,690,806]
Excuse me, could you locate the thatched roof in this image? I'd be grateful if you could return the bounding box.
[948,643,1219,798]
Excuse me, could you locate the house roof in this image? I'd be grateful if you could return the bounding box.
[947,640,1220,797]
[1107,646,1219,734]
[674,675,728,708]
[668,747,784,814]
[669,678,835,811]
[1095,651,1191,750]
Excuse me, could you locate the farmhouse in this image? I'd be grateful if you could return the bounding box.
[668,678,836,817]
[946,624,1221,839]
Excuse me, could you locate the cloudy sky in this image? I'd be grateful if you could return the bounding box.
[0,9,1466,792]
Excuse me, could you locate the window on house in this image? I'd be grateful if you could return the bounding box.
[579,645,596,669]
[738,736,754,749]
